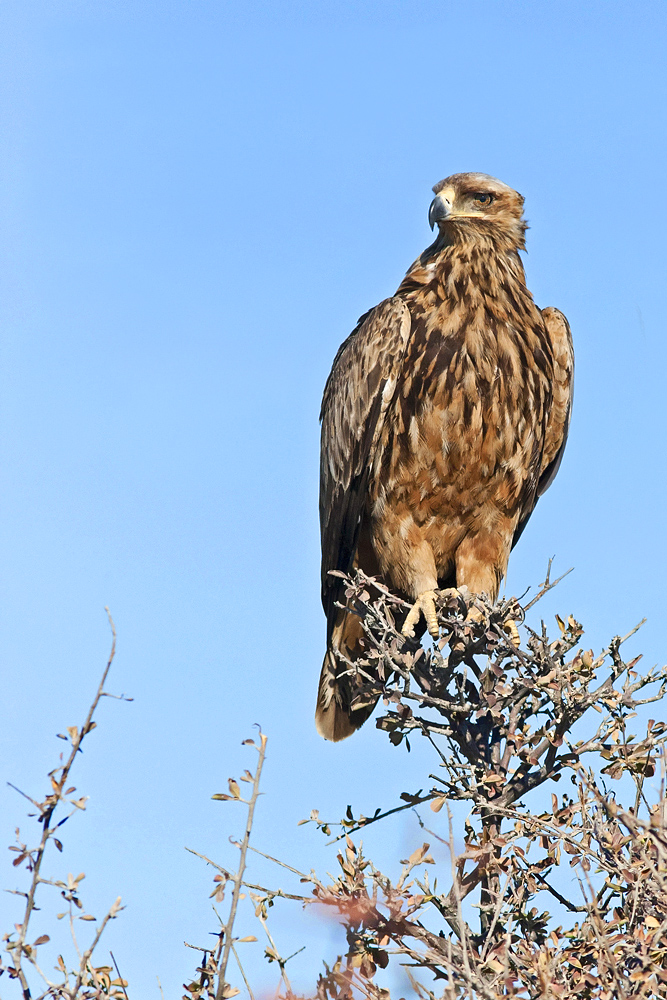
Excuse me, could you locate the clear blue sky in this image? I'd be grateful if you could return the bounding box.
[1,1,665,995]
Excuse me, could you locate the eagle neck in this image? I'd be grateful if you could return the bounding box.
[398,234,529,308]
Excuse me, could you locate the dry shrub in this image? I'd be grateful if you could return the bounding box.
[290,569,667,999]
[5,573,667,999]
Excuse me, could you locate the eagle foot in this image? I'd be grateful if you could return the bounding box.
[466,605,485,626]
[446,600,484,654]
[402,589,440,640]
[465,604,520,646]
[502,617,521,647]
[449,601,521,651]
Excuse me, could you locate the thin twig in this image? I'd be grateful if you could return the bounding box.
[257,914,293,994]
[523,561,573,612]
[231,942,255,1000]
[185,846,230,875]
[246,845,310,878]
[110,949,130,1000]
[6,784,42,810]
[215,731,268,999]
[324,791,438,844]
[71,897,122,995]
[12,611,118,998]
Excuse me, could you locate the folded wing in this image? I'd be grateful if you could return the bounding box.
[512,306,574,548]
[320,297,411,636]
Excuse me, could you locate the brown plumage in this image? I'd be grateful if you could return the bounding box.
[316,173,574,742]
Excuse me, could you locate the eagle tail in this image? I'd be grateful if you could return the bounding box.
[315,611,378,742]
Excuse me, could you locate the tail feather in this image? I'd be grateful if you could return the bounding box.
[315,611,379,742]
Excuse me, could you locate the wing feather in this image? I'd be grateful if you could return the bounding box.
[320,298,411,629]
[536,307,574,496]
[512,306,574,547]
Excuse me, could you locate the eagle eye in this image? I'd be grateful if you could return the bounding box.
[473,193,494,205]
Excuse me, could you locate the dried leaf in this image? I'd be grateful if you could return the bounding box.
[406,843,430,866]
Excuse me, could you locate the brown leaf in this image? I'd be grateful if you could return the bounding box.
[407,843,430,866]
[375,948,389,969]
[359,953,377,978]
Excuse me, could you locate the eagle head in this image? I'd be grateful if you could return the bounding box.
[429,173,527,248]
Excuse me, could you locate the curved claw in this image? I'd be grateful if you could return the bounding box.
[466,606,484,625]
[402,590,440,640]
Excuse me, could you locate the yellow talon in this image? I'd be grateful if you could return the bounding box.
[503,618,521,646]
[402,590,439,639]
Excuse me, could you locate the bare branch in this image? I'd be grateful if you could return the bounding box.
[215,731,268,999]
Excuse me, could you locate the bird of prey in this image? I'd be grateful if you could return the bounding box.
[316,173,574,742]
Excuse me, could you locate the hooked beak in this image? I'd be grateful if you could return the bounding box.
[429,193,452,230]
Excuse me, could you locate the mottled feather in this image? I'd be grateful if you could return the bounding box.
[316,173,574,741]
[319,298,411,633]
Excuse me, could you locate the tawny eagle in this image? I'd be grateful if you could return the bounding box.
[317,173,574,742]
